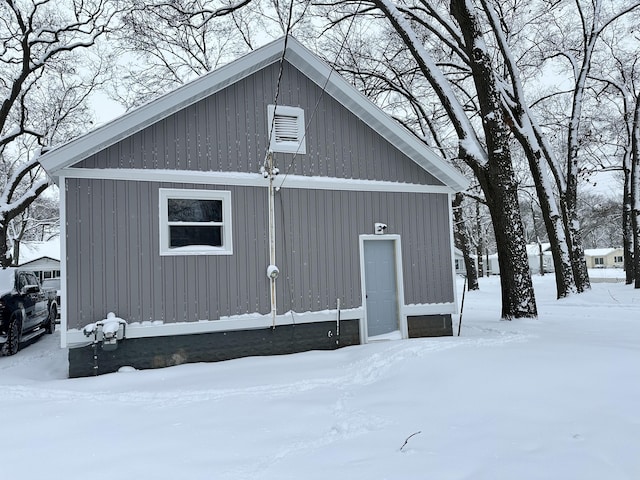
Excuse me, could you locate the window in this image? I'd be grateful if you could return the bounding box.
[159,189,232,256]
[27,272,39,287]
[17,273,29,291]
[614,256,623,263]
[18,272,39,291]
[267,105,306,154]
[594,257,604,265]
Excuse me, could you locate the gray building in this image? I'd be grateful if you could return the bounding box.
[41,37,469,377]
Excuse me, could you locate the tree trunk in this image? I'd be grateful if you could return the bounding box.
[513,130,576,298]
[475,201,485,277]
[12,240,20,267]
[475,166,537,318]
[453,193,479,290]
[451,0,536,318]
[560,190,591,293]
[0,223,12,268]
[623,160,634,284]
[631,94,640,288]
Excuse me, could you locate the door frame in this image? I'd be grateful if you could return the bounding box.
[359,234,407,343]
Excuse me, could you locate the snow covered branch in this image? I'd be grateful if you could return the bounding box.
[371,0,486,168]
[0,0,119,264]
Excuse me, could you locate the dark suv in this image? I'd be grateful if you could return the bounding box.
[0,268,58,356]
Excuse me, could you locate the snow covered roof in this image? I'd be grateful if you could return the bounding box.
[40,36,469,192]
[17,238,61,264]
[525,243,551,255]
[584,248,620,257]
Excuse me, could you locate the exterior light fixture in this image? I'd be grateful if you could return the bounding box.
[267,264,280,280]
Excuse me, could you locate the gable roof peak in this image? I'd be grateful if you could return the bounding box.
[40,35,468,192]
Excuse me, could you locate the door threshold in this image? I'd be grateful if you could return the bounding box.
[367,329,402,342]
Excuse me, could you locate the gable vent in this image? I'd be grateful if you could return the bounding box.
[274,114,300,142]
[268,105,306,154]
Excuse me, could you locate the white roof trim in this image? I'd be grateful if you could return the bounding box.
[40,37,469,192]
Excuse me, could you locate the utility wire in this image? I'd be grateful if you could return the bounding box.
[264,1,297,169]
[277,0,365,188]
[266,1,362,318]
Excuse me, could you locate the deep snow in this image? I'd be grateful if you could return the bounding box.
[1,273,638,480]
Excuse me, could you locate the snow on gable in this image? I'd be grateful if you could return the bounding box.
[525,243,551,255]
[584,248,617,257]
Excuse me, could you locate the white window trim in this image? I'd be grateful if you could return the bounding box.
[159,188,233,256]
[267,104,306,154]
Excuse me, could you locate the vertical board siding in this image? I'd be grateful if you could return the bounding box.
[66,179,453,330]
[65,58,456,331]
[76,62,442,187]
[272,189,453,313]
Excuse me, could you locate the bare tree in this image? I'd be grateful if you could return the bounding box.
[466,0,577,297]
[0,0,117,267]
[9,181,59,266]
[453,193,479,289]
[632,92,640,287]
[523,0,640,291]
[585,31,640,284]
[108,0,308,109]
[316,0,640,299]
[321,2,535,313]
[353,0,537,318]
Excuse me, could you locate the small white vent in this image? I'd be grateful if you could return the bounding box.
[268,105,306,154]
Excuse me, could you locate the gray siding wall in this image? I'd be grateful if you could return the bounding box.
[76,62,442,186]
[66,178,453,329]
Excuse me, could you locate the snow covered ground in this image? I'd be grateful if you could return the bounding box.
[1,273,639,480]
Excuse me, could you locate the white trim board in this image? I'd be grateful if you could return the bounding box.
[62,301,456,348]
[59,174,68,349]
[64,307,364,347]
[402,303,457,316]
[60,167,455,194]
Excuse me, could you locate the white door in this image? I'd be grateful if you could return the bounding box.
[363,239,399,338]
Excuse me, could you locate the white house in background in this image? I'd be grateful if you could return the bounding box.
[454,248,465,275]
[526,242,554,274]
[584,248,624,269]
[454,248,478,276]
[17,237,61,282]
[486,242,554,275]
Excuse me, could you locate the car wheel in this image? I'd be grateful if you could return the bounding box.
[1,317,20,356]
[46,306,57,334]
